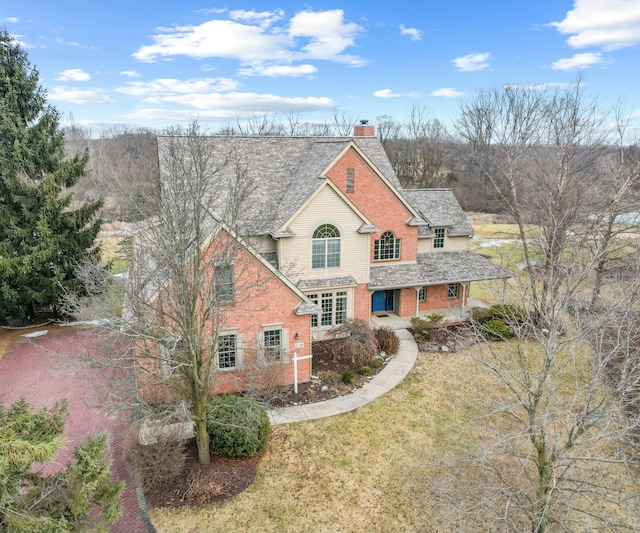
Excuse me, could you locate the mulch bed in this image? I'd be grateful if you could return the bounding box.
[143,438,262,508]
[143,338,388,509]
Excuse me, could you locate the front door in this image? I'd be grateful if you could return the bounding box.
[372,290,395,313]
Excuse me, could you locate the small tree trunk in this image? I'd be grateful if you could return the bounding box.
[193,398,210,464]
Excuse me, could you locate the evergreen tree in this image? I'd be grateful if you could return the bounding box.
[0,398,124,532]
[0,30,102,322]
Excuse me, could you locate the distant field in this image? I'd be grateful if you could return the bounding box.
[473,223,521,239]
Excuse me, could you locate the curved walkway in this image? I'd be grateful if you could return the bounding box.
[268,329,418,425]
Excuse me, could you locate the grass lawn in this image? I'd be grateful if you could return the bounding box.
[149,348,485,532]
[150,333,639,533]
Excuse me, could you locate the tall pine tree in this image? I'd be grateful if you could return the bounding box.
[0,30,102,322]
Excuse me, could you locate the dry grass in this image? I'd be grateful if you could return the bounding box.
[472,223,522,239]
[149,338,639,532]
[97,235,128,273]
[148,349,498,532]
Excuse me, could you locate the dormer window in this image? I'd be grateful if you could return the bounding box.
[374,231,401,260]
[433,228,445,249]
[312,224,341,269]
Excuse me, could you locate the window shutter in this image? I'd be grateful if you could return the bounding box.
[281,329,289,363]
[236,334,244,369]
[256,331,265,362]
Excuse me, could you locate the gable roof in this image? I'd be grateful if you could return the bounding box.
[126,211,319,315]
[156,135,406,238]
[401,189,474,237]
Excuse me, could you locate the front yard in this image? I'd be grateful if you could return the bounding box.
[150,347,473,532]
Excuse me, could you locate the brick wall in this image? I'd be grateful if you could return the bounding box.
[136,228,312,401]
[326,147,418,264]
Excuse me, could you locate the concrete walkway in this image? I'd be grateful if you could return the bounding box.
[268,328,418,425]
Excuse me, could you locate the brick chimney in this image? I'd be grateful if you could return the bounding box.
[353,119,375,137]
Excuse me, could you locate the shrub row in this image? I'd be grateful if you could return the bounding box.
[471,304,527,340]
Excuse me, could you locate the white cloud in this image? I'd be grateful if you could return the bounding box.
[374,89,402,98]
[49,86,116,104]
[452,52,491,72]
[432,88,465,97]
[56,68,91,81]
[132,9,364,70]
[123,93,335,121]
[120,70,141,78]
[551,52,605,70]
[4,17,19,23]
[550,0,640,50]
[116,78,240,99]
[288,10,363,64]
[399,24,422,41]
[229,9,284,25]
[238,64,317,77]
[504,83,571,90]
[373,88,419,99]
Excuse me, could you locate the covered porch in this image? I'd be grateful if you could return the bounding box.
[369,251,512,329]
[370,296,490,330]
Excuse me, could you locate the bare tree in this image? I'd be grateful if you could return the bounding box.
[379,104,455,189]
[88,126,161,221]
[63,122,288,464]
[435,82,640,531]
[333,106,360,136]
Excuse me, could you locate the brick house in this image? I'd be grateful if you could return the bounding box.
[138,124,510,395]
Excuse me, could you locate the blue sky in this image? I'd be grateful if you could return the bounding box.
[3,0,640,133]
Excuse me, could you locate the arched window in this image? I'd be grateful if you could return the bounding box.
[374,231,401,260]
[312,224,341,269]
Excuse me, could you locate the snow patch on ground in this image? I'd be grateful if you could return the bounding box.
[20,330,48,338]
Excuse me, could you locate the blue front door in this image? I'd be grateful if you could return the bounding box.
[372,290,394,313]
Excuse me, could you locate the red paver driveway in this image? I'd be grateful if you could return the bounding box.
[0,327,152,533]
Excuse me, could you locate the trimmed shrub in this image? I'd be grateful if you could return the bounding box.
[359,366,372,376]
[470,306,493,323]
[371,355,384,369]
[426,313,444,325]
[481,319,515,340]
[490,304,527,325]
[375,326,400,356]
[410,316,434,343]
[342,371,356,384]
[206,395,270,459]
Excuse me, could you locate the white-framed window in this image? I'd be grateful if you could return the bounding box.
[433,228,445,249]
[308,291,347,327]
[374,231,401,260]
[448,283,459,299]
[216,332,243,370]
[346,168,355,192]
[257,326,289,364]
[214,263,234,302]
[312,224,341,269]
[418,286,426,302]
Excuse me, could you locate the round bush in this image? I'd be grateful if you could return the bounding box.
[206,395,271,459]
[481,319,514,340]
[359,366,372,376]
[342,370,356,384]
[371,356,384,369]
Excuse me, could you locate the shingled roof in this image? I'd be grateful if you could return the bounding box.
[157,135,403,237]
[369,251,512,290]
[402,189,474,237]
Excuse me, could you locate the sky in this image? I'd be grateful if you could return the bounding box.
[2,0,640,134]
